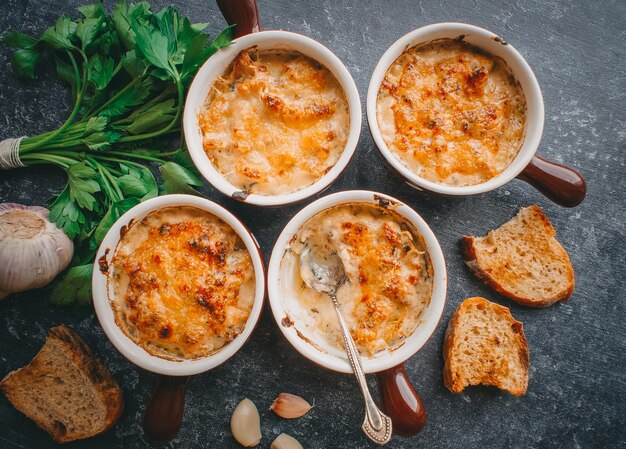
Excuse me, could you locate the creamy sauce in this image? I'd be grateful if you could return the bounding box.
[199,48,349,196]
[109,207,255,360]
[377,39,526,186]
[281,204,432,356]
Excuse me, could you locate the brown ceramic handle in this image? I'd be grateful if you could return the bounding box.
[143,375,189,442]
[216,0,261,37]
[375,364,426,437]
[517,155,586,207]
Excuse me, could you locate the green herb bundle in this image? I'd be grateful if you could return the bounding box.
[2,1,233,305]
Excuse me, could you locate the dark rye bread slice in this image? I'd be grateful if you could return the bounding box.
[462,205,575,308]
[443,297,529,396]
[0,325,123,443]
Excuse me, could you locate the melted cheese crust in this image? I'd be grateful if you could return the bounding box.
[377,39,526,186]
[285,204,432,356]
[110,207,255,360]
[199,48,349,195]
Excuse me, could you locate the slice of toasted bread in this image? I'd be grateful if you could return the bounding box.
[0,325,123,443]
[443,297,529,396]
[462,205,575,308]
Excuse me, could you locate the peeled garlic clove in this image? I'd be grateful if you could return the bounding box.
[271,433,304,449]
[0,203,73,297]
[231,398,261,447]
[271,393,312,419]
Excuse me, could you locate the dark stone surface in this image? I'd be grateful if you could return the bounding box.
[0,0,624,448]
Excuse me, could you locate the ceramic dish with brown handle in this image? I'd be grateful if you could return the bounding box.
[183,0,361,206]
[367,23,587,207]
[92,194,266,442]
[268,190,448,437]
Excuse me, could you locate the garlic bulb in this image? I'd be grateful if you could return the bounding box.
[0,203,73,298]
[271,433,304,449]
[231,398,262,447]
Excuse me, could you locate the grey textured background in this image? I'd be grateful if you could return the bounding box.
[1,0,625,448]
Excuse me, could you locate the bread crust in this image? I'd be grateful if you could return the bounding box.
[442,297,530,396]
[461,205,575,308]
[0,325,123,443]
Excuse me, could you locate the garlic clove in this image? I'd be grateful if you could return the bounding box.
[271,433,304,449]
[231,398,262,447]
[270,393,312,419]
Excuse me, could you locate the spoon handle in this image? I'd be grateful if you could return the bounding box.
[330,294,392,445]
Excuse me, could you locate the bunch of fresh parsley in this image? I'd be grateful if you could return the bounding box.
[3,1,233,305]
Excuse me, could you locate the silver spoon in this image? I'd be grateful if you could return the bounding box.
[300,244,392,445]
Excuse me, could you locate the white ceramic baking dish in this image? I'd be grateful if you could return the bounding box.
[92,194,265,441]
[183,1,361,207]
[268,190,447,436]
[367,23,586,207]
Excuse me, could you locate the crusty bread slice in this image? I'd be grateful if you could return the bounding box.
[0,325,123,443]
[443,297,529,396]
[462,205,575,308]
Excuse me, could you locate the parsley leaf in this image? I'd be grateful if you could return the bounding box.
[76,16,104,50]
[3,30,38,48]
[100,81,151,117]
[159,161,203,195]
[155,7,197,65]
[182,25,234,82]
[41,14,77,50]
[67,162,100,210]
[50,264,94,305]
[3,30,41,79]
[77,3,105,19]
[94,197,140,245]
[117,165,158,200]
[130,10,172,74]
[87,53,115,91]
[82,130,121,151]
[121,50,147,77]
[124,99,176,134]
[54,55,77,93]
[49,185,87,238]
[84,116,109,134]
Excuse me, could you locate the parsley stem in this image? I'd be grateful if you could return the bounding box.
[83,77,141,121]
[158,149,182,157]
[118,75,184,143]
[96,168,116,203]
[23,122,87,146]
[91,161,120,204]
[20,153,76,168]
[101,164,124,200]
[34,149,85,160]
[105,150,167,163]
[20,51,84,153]
[91,155,159,168]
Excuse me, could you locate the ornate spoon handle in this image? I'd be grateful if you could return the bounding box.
[330,294,392,445]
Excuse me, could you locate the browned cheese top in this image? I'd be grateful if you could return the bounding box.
[377,39,526,186]
[284,204,433,355]
[110,207,255,360]
[200,48,350,196]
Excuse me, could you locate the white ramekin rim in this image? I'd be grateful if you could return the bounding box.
[92,194,266,376]
[267,190,447,374]
[367,22,545,196]
[183,30,362,206]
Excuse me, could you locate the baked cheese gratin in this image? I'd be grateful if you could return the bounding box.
[199,48,349,196]
[377,39,526,186]
[109,206,255,360]
[284,203,432,356]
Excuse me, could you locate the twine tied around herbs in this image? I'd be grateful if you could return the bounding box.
[0,137,26,169]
